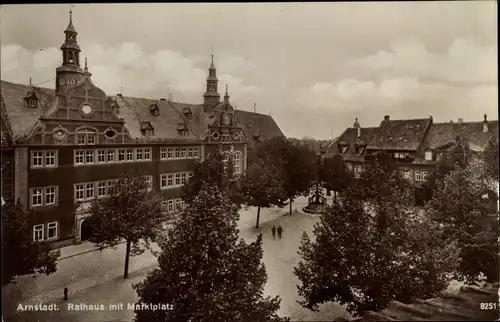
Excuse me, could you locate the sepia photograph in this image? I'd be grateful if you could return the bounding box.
[0,2,498,321]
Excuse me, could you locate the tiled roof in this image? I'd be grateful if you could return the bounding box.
[367,118,432,151]
[344,283,499,321]
[235,109,285,149]
[423,121,499,152]
[112,95,199,143]
[326,127,378,158]
[0,80,55,138]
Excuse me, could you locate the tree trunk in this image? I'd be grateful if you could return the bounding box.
[289,198,293,215]
[124,239,131,279]
[256,206,261,228]
[326,188,331,196]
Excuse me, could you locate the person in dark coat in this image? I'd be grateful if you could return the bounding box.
[64,287,68,301]
[271,225,276,239]
[277,225,283,239]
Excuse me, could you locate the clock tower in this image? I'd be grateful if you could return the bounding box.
[203,54,221,113]
[56,9,84,94]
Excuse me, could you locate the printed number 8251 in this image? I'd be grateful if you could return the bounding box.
[480,303,497,310]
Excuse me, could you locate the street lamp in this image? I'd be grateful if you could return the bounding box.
[303,146,328,214]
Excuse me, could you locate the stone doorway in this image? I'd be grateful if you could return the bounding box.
[80,219,94,241]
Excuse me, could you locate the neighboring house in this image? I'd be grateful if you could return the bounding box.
[327,115,498,201]
[335,283,499,321]
[0,11,283,249]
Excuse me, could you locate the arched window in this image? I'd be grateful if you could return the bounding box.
[223,152,230,173]
[233,151,242,174]
[76,128,97,145]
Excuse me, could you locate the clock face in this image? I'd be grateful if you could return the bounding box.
[81,104,92,115]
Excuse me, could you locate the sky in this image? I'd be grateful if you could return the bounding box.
[0,2,497,139]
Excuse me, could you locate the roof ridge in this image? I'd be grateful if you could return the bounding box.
[1,79,55,92]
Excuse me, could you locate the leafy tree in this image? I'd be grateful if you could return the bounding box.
[86,169,164,278]
[295,154,459,316]
[426,157,499,284]
[1,200,59,286]
[182,147,241,205]
[483,137,499,181]
[240,160,287,228]
[257,137,316,215]
[321,155,353,201]
[133,185,289,322]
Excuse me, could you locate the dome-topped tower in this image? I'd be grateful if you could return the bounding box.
[56,8,84,93]
[203,54,221,113]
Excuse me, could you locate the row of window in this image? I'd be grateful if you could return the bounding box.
[74,176,153,202]
[160,172,194,190]
[75,148,152,165]
[162,198,187,213]
[31,186,58,207]
[32,151,58,168]
[346,164,429,182]
[160,147,200,160]
[33,222,58,242]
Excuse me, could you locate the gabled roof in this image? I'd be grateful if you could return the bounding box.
[326,127,378,158]
[422,121,499,151]
[235,109,284,143]
[367,117,432,151]
[0,80,55,138]
[346,283,499,321]
[111,95,199,143]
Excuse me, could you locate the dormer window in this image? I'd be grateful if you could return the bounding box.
[59,79,65,85]
[150,103,159,116]
[28,100,37,107]
[338,142,349,154]
[425,151,433,161]
[145,128,155,136]
[177,123,189,136]
[182,107,192,119]
[76,128,97,145]
[354,143,365,155]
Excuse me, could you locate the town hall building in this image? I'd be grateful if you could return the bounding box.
[0,11,284,248]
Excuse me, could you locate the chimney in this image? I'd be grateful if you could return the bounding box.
[457,118,463,124]
[429,115,433,122]
[483,113,488,132]
[160,98,166,101]
[253,102,256,114]
[353,117,361,138]
[384,115,390,121]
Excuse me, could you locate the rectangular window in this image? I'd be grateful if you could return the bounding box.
[118,149,126,161]
[167,200,174,212]
[45,151,56,167]
[98,181,107,197]
[187,147,193,158]
[87,134,96,145]
[75,150,85,165]
[136,148,144,161]
[107,149,115,162]
[33,224,44,242]
[75,184,85,201]
[85,150,95,164]
[144,148,151,160]
[425,151,433,161]
[31,188,43,207]
[193,147,199,158]
[167,148,174,159]
[96,150,106,163]
[107,180,116,194]
[175,199,182,211]
[422,171,429,182]
[126,149,134,161]
[181,172,187,185]
[32,152,44,167]
[47,222,58,239]
[222,134,230,143]
[415,171,422,182]
[180,148,187,159]
[403,169,411,180]
[175,148,181,159]
[45,187,56,205]
[77,134,86,145]
[160,174,168,189]
[144,176,152,191]
[167,174,174,187]
[160,148,167,160]
[85,183,95,199]
[188,172,194,179]
[175,173,181,186]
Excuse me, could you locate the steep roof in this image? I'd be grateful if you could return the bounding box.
[326,127,378,158]
[423,121,499,152]
[343,283,499,321]
[235,109,284,143]
[367,117,432,151]
[0,80,55,138]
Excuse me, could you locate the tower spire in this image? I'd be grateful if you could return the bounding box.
[224,84,229,103]
[84,57,88,71]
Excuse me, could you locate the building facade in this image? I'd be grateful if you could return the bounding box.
[0,11,284,248]
[327,114,498,200]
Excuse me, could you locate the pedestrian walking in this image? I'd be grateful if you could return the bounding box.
[277,225,283,239]
[63,287,68,301]
[271,225,276,239]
